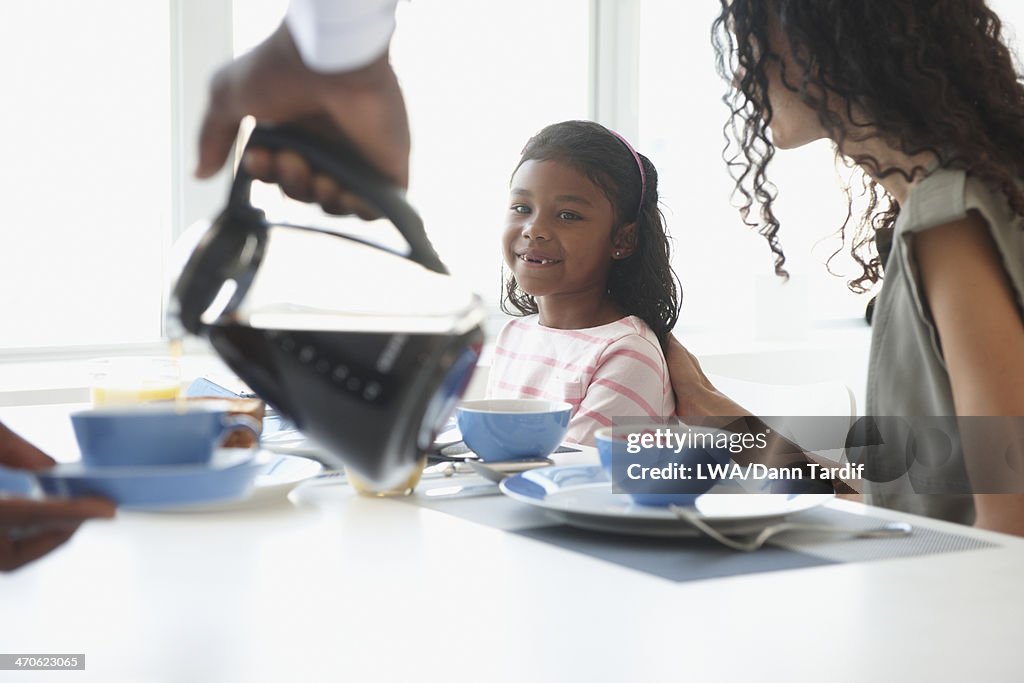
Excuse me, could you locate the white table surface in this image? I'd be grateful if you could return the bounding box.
[2,403,1023,683]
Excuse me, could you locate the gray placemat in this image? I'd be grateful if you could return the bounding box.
[513,525,832,581]
[771,507,996,563]
[407,481,998,583]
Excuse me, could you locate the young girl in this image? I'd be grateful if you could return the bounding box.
[670,0,1024,534]
[486,121,681,445]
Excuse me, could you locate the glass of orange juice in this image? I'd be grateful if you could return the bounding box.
[89,357,182,406]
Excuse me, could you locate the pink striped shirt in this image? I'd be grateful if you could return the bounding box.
[485,315,675,445]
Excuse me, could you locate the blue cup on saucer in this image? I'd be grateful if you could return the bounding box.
[456,399,572,461]
[35,450,267,509]
[71,403,261,468]
[595,426,632,471]
[596,424,733,506]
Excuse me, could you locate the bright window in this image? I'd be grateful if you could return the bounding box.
[638,0,862,343]
[0,1,171,350]
[637,0,1024,342]
[232,0,592,311]
[7,1,1021,357]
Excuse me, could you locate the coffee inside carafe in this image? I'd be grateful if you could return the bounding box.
[170,124,484,486]
[206,225,483,485]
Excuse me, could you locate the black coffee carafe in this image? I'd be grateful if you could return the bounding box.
[170,125,484,487]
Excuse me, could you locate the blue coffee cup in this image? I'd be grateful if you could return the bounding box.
[595,426,630,471]
[71,404,261,468]
[456,399,572,461]
[596,424,734,506]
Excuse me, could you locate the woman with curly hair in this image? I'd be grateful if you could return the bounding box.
[488,120,681,445]
[668,0,1024,533]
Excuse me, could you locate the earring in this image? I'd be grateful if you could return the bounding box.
[615,251,622,258]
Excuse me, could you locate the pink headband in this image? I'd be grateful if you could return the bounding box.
[605,127,647,219]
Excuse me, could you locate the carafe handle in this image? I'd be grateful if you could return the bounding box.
[230,123,448,275]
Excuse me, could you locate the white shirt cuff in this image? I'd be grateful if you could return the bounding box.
[286,0,399,73]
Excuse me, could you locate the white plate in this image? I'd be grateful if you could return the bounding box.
[146,453,323,513]
[499,465,832,537]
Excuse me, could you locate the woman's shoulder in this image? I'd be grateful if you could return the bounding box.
[903,167,1022,237]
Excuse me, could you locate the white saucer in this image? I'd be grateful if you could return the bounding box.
[499,465,832,537]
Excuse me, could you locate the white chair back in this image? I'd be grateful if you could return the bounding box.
[705,373,856,420]
[705,373,857,469]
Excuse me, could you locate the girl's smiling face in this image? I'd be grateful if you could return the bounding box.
[503,159,620,306]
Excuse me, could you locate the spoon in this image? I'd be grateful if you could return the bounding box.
[669,504,913,552]
[467,459,554,484]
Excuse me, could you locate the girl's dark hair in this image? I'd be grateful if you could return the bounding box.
[502,120,681,347]
[713,0,1024,291]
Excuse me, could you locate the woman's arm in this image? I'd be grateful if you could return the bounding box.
[666,336,750,417]
[913,212,1024,535]
[666,337,850,494]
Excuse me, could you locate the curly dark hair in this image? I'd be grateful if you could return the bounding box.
[713,0,1024,291]
[502,120,681,347]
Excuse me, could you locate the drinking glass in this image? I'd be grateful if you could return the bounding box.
[89,357,182,406]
